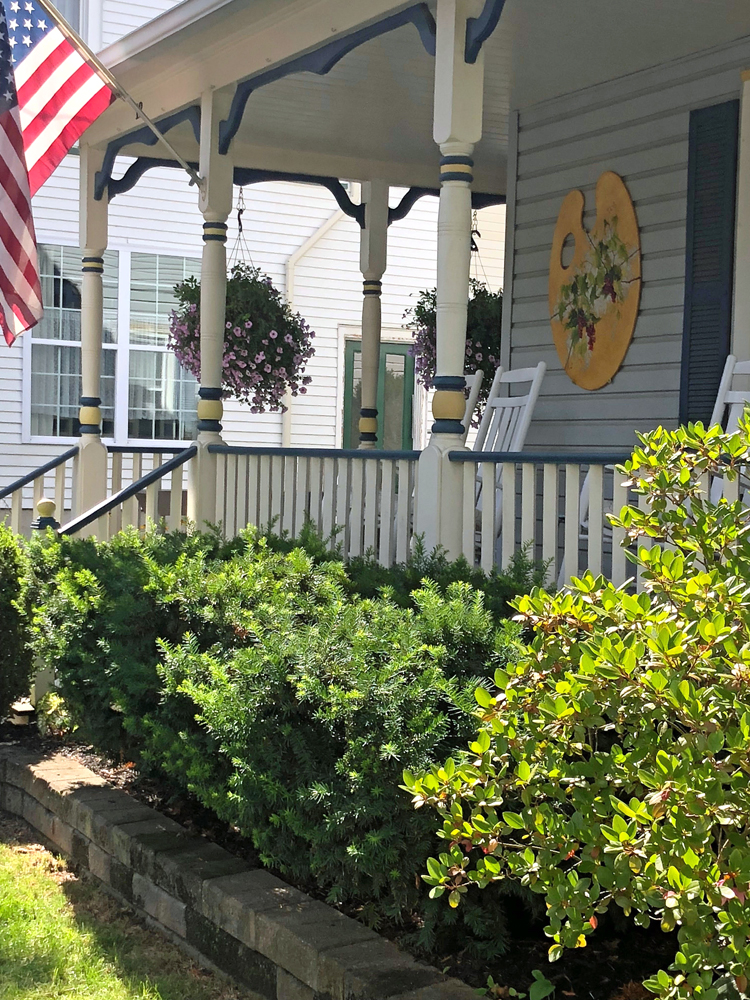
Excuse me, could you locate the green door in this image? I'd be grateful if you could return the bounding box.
[343,341,415,450]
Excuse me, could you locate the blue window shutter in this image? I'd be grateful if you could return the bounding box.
[679,99,739,425]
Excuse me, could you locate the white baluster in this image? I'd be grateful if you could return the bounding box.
[378,460,395,566]
[520,463,535,551]
[258,455,272,529]
[563,464,579,585]
[363,460,378,554]
[308,457,322,534]
[235,455,248,533]
[611,476,628,587]
[542,464,558,586]
[395,459,411,565]
[587,464,604,577]
[282,455,296,535]
[169,463,184,532]
[349,459,364,558]
[270,455,283,531]
[501,462,515,570]
[481,461,495,574]
[462,462,476,564]
[335,458,350,555]
[246,455,260,528]
[55,460,68,526]
[321,458,336,544]
[11,489,21,533]
[294,456,309,538]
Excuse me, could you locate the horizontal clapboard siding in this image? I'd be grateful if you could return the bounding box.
[509,34,750,451]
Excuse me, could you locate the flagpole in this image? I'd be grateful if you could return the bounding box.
[33,0,204,191]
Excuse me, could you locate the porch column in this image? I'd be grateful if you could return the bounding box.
[415,0,484,556]
[188,90,233,529]
[358,180,389,448]
[76,145,109,530]
[733,70,750,359]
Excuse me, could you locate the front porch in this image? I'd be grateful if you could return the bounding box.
[6,0,750,587]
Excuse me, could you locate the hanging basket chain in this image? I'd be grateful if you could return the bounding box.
[228,188,255,269]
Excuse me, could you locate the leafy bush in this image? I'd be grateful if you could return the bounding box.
[27,525,534,953]
[0,524,32,717]
[405,416,750,998]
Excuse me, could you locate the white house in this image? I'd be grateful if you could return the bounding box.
[7,0,750,591]
[0,0,507,496]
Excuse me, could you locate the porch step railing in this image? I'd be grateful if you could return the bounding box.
[59,445,197,538]
[209,445,420,565]
[106,446,192,535]
[0,446,79,534]
[450,450,634,585]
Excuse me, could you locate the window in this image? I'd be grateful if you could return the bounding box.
[30,244,117,437]
[28,246,201,443]
[128,253,200,440]
[50,0,80,31]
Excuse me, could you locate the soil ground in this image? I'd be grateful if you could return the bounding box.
[0,722,679,998]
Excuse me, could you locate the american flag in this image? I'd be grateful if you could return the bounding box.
[0,0,114,344]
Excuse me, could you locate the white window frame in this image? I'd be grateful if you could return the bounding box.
[23,239,201,449]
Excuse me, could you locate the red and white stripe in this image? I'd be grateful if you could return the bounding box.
[0,101,42,344]
[16,25,113,197]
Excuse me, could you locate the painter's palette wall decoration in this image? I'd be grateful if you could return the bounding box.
[549,171,641,390]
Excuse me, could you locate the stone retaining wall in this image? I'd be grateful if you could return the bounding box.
[0,746,476,1000]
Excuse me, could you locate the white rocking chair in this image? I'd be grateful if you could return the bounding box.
[474,362,547,525]
[708,354,750,503]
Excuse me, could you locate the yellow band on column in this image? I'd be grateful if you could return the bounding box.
[197,399,224,422]
[432,390,465,421]
[358,417,378,435]
[79,406,101,425]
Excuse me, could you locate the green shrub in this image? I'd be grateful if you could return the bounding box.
[27,525,533,953]
[405,416,750,998]
[0,524,32,716]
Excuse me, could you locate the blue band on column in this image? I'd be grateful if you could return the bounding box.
[198,420,222,432]
[360,408,378,418]
[82,256,104,273]
[431,419,465,434]
[432,375,467,391]
[79,396,101,407]
[203,222,228,242]
[199,387,223,400]
[79,425,101,434]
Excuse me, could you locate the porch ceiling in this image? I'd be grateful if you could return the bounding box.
[88,0,750,197]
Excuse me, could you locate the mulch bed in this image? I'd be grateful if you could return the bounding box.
[0,722,677,998]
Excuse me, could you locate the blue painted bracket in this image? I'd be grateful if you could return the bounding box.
[388,187,436,225]
[234,167,366,225]
[94,105,201,201]
[107,157,200,199]
[218,3,436,155]
[465,0,506,64]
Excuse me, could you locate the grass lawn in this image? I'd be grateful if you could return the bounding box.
[0,810,250,1000]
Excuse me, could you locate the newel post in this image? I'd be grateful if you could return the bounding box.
[415,0,485,556]
[76,145,109,535]
[188,90,233,529]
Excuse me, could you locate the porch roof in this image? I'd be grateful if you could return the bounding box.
[86,0,750,198]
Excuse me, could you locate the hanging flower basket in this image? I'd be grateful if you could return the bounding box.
[406,279,503,420]
[169,263,315,413]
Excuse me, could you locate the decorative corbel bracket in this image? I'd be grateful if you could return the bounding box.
[218,4,436,155]
[465,0,506,64]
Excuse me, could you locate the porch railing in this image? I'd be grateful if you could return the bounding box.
[59,445,197,537]
[450,451,634,585]
[106,446,192,534]
[209,445,420,565]
[0,446,79,534]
